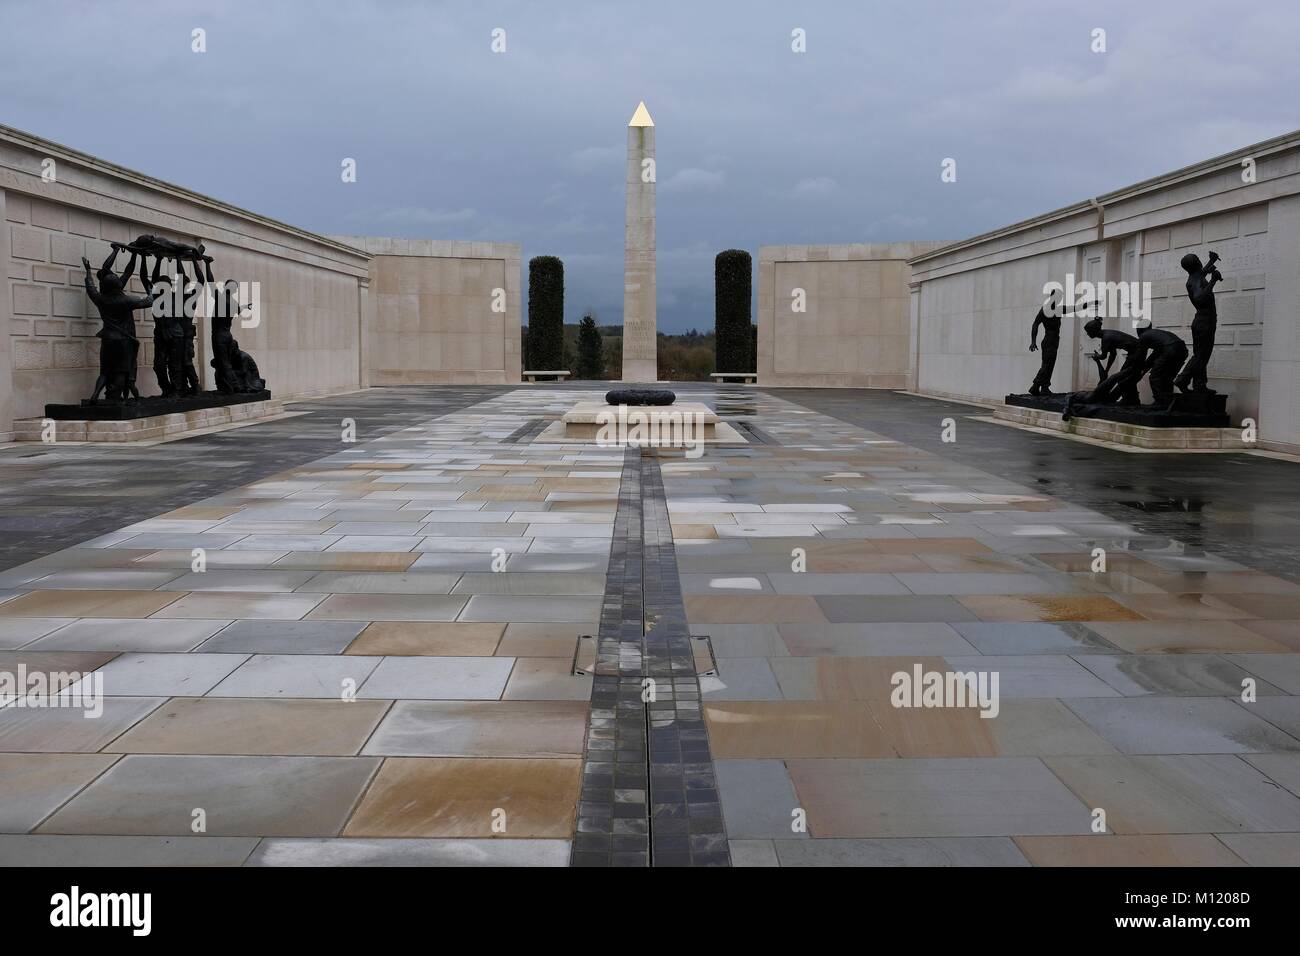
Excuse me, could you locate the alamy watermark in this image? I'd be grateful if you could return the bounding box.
[1,666,103,718]
[595,406,707,459]
[1043,275,1151,327]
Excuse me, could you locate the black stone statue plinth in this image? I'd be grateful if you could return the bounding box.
[45,389,272,421]
[606,388,676,406]
[1005,392,1229,428]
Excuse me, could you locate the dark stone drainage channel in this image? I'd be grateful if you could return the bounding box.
[569,447,731,867]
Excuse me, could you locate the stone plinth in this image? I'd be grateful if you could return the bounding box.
[993,403,1247,450]
[622,102,657,382]
[561,401,717,441]
[16,398,283,442]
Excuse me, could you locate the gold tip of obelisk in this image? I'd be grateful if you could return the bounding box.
[628,101,654,128]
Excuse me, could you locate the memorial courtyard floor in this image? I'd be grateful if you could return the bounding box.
[1,385,1299,867]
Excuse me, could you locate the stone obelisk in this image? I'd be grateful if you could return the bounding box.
[621,101,657,382]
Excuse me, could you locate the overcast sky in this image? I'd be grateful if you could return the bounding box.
[2,0,1295,331]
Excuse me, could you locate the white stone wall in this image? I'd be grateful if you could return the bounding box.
[910,130,1300,450]
[1,125,372,432]
[335,237,521,386]
[757,242,950,388]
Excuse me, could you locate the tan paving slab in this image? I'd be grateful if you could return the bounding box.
[704,701,895,758]
[152,591,326,621]
[0,698,163,753]
[306,593,468,622]
[0,590,184,619]
[343,757,581,837]
[957,594,1143,622]
[105,697,392,756]
[0,753,120,831]
[271,551,420,571]
[345,622,504,656]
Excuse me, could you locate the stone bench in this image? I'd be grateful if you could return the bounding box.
[523,371,571,382]
[710,372,757,384]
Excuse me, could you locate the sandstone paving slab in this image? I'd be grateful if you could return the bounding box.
[0,619,75,649]
[0,589,184,619]
[246,837,570,867]
[343,757,581,838]
[38,754,381,837]
[699,659,782,700]
[107,697,391,756]
[0,753,119,831]
[362,700,587,757]
[357,656,514,700]
[786,757,1093,838]
[305,593,468,622]
[345,622,503,656]
[1226,653,1300,694]
[776,622,976,657]
[0,697,163,752]
[1088,620,1291,654]
[27,569,186,590]
[501,658,593,700]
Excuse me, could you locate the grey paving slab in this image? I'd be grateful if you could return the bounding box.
[0,619,75,650]
[197,620,366,655]
[715,759,808,839]
[1227,654,1300,694]
[362,699,587,756]
[777,622,977,656]
[153,592,326,621]
[160,570,317,592]
[453,572,606,596]
[296,571,462,594]
[1214,832,1300,865]
[208,654,382,699]
[1046,754,1300,833]
[895,572,1075,595]
[700,659,782,700]
[73,652,248,697]
[728,839,779,867]
[28,569,186,590]
[943,655,1120,698]
[773,837,1030,867]
[1244,753,1300,799]
[952,622,1121,656]
[0,754,119,832]
[501,659,593,700]
[246,837,570,866]
[38,754,381,837]
[1076,654,1282,697]
[816,595,978,623]
[706,624,790,659]
[787,757,1093,837]
[1064,697,1300,754]
[27,618,230,653]
[0,834,259,866]
[767,573,909,596]
[1245,697,1300,740]
[358,656,514,700]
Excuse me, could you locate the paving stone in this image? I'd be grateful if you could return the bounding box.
[774,836,1030,867]
[362,700,587,756]
[198,620,366,655]
[715,759,807,839]
[1064,697,1300,754]
[0,834,259,866]
[38,754,381,836]
[246,837,570,867]
[357,656,514,700]
[0,754,119,831]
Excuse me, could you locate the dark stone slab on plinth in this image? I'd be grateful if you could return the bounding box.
[1005,392,1229,428]
[606,388,676,406]
[45,390,272,421]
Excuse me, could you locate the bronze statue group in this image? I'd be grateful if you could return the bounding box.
[81,235,265,404]
[1026,249,1222,421]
